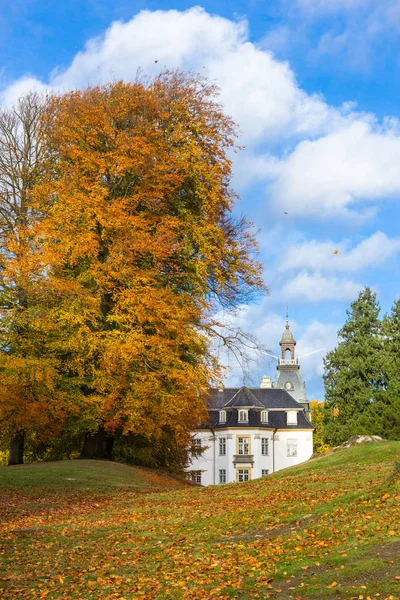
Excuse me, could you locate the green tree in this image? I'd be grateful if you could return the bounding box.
[370,299,400,440]
[323,288,385,446]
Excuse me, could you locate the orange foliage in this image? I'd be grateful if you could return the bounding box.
[27,72,265,443]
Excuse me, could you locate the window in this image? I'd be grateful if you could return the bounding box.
[287,438,298,457]
[261,469,269,477]
[261,437,269,456]
[219,437,226,456]
[190,471,202,484]
[287,411,298,425]
[238,436,250,455]
[261,410,268,423]
[191,438,202,455]
[219,410,227,423]
[238,409,248,422]
[238,469,250,482]
[219,469,226,484]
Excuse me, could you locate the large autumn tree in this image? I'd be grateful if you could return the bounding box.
[31,72,265,460]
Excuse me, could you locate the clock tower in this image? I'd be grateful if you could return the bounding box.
[274,310,309,411]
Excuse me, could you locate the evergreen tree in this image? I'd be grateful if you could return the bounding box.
[323,288,385,445]
[370,299,400,440]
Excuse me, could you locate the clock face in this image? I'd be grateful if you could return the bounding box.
[284,381,293,390]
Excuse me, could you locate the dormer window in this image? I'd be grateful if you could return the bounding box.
[219,410,227,423]
[261,410,268,423]
[286,411,298,425]
[238,409,248,422]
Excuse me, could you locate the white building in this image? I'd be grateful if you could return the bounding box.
[188,319,314,486]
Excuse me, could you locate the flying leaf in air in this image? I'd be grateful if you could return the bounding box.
[333,249,339,254]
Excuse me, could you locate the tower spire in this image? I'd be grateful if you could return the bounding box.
[280,308,296,360]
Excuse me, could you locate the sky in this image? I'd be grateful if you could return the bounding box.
[1,0,400,399]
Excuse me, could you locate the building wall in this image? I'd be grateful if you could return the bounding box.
[188,428,313,486]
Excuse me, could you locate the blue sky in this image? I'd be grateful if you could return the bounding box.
[2,0,400,399]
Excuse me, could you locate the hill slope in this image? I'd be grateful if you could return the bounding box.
[1,443,399,599]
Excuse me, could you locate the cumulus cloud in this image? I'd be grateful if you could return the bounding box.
[263,120,400,220]
[1,77,51,107]
[0,6,353,146]
[278,231,400,273]
[2,7,400,221]
[281,272,363,302]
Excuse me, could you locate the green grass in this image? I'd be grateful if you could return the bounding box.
[0,459,183,492]
[1,442,399,599]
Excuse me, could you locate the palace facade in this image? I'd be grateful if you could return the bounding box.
[187,318,314,486]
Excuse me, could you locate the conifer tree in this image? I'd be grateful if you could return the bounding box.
[323,288,385,445]
[370,299,400,440]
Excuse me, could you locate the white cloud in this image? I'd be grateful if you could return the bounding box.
[263,120,400,220]
[1,77,51,107]
[278,231,400,273]
[281,271,363,302]
[2,7,400,221]
[0,6,353,146]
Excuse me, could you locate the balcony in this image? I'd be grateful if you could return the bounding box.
[278,358,298,366]
[233,454,254,466]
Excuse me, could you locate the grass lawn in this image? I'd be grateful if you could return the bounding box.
[0,443,399,599]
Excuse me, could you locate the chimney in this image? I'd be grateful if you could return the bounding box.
[260,375,271,389]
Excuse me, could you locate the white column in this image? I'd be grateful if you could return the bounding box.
[253,434,260,479]
[226,434,233,482]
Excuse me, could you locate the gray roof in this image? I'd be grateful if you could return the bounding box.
[198,407,314,430]
[209,386,302,410]
[200,386,314,431]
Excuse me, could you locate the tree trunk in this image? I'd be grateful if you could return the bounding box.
[79,427,114,460]
[8,431,24,465]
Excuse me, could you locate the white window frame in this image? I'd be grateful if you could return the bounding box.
[219,437,226,456]
[219,469,226,484]
[238,469,250,482]
[261,437,269,456]
[238,409,248,422]
[191,438,202,455]
[261,410,268,423]
[287,438,298,457]
[238,436,250,455]
[261,469,269,477]
[219,410,227,423]
[287,411,298,425]
[190,471,202,484]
